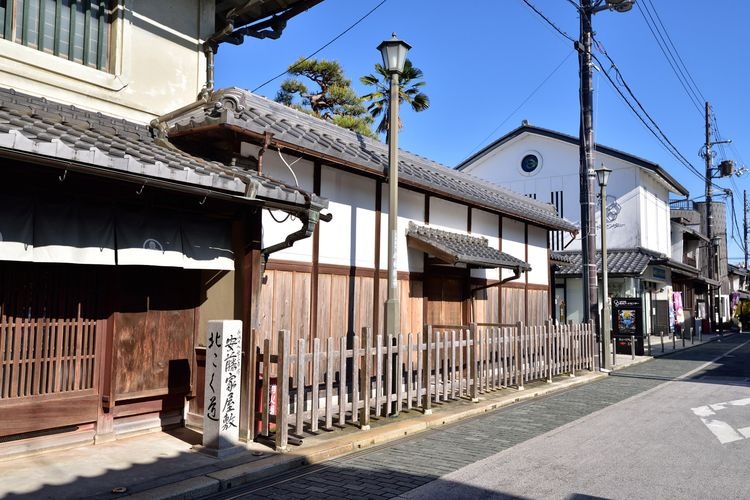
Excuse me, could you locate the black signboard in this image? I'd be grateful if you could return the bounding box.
[611,297,644,355]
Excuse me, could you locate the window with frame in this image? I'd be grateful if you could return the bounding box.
[0,0,114,72]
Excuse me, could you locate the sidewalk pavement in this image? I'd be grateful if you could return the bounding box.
[0,331,733,500]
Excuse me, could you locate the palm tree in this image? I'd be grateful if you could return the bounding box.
[360,58,430,137]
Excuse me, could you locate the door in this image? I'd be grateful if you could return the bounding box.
[426,267,468,326]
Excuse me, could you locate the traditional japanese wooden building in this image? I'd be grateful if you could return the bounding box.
[0,1,578,454]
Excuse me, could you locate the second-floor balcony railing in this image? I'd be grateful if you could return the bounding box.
[670,199,696,211]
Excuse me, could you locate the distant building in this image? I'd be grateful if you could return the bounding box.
[457,123,716,335]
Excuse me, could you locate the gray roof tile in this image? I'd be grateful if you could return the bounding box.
[0,87,318,209]
[552,248,662,276]
[164,88,577,232]
[407,222,531,271]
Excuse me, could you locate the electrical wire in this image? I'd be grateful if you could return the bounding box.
[590,49,708,186]
[464,50,575,159]
[519,0,576,43]
[251,0,389,92]
[636,0,704,117]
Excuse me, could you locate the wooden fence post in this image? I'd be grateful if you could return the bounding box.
[423,325,433,414]
[360,327,372,430]
[545,320,553,383]
[275,329,290,452]
[516,322,525,390]
[470,323,479,402]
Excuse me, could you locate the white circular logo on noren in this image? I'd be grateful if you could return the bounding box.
[143,238,164,251]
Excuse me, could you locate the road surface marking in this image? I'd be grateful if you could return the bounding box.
[692,397,750,444]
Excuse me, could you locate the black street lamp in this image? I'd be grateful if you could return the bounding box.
[596,165,612,370]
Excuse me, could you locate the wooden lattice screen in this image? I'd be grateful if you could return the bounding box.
[0,264,101,401]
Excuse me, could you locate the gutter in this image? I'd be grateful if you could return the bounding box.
[261,194,332,265]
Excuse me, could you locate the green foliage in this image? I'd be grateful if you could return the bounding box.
[275,57,374,137]
[360,58,430,136]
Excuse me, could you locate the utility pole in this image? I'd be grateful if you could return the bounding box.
[579,0,598,328]
[704,102,714,333]
[745,189,748,270]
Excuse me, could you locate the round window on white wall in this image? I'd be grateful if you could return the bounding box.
[519,151,542,176]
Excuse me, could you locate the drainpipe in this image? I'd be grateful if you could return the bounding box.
[469,267,526,322]
[203,1,256,93]
[256,131,273,175]
[261,195,332,268]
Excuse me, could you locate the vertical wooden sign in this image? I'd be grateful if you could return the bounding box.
[201,320,243,457]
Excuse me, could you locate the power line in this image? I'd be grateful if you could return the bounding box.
[464,50,575,159]
[636,0,704,117]
[519,0,575,43]
[591,47,709,185]
[251,0,389,92]
[642,0,706,105]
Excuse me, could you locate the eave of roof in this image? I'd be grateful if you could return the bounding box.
[0,87,323,213]
[406,222,531,271]
[456,124,689,197]
[162,88,578,233]
[552,248,660,277]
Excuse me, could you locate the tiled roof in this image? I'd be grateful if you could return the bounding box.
[163,88,577,232]
[406,222,531,271]
[0,87,315,209]
[552,248,660,276]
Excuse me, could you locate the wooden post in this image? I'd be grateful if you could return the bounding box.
[545,320,553,383]
[385,334,394,416]
[395,333,404,416]
[360,327,372,429]
[338,336,347,426]
[261,338,271,436]
[470,323,479,402]
[351,334,360,425]
[311,338,320,433]
[296,338,305,435]
[276,329,290,452]
[423,325,433,414]
[516,322,524,390]
[325,337,334,431]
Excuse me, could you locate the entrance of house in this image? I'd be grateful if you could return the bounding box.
[0,262,199,442]
[0,262,105,438]
[426,266,469,326]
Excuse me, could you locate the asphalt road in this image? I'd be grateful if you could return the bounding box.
[213,335,750,500]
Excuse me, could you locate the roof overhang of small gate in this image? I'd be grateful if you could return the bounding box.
[406,222,531,272]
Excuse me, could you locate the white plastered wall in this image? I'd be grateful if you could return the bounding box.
[257,147,316,263]
[527,225,548,285]
[379,187,425,273]
[501,218,525,284]
[0,0,211,122]
[470,209,500,281]
[318,167,377,268]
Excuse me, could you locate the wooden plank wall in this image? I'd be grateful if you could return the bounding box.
[259,264,425,350]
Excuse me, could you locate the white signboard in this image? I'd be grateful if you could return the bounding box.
[202,320,243,457]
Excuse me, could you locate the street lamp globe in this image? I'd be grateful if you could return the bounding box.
[595,165,612,188]
[377,33,411,75]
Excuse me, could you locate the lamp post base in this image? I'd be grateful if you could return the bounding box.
[385,298,400,336]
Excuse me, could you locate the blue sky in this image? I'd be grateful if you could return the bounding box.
[215,0,750,264]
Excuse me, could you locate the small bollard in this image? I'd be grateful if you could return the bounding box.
[630,335,635,360]
[682,331,685,348]
[660,331,665,353]
[673,333,676,350]
[647,333,652,355]
[612,337,617,366]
